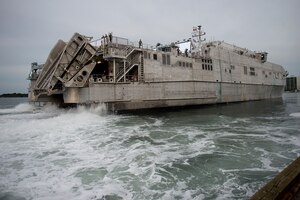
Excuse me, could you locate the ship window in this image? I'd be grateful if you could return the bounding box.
[229,69,231,73]
[190,63,193,68]
[202,64,205,70]
[211,66,213,71]
[230,65,235,70]
[161,47,171,52]
[186,62,189,67]
[205,65,207,70]
[166,55,170,65]
[244,66,247,75]
[178,61,181,66]
[183,62,185,67]
[225,69,227,73]
[162,54,166,65]
[250,67,255,76]
[153,54,157,60]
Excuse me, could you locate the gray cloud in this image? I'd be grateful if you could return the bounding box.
[0,0,299,93]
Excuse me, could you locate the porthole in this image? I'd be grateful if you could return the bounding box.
[82,70,87,76]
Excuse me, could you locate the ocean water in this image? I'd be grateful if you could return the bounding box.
[0,94,299,200]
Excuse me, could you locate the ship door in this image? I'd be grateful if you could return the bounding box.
[91,61,109,82]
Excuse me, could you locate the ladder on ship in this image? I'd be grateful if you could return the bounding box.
[115,49,143,82]
[139,54,144,81]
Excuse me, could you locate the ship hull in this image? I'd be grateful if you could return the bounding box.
[62,81,284,111]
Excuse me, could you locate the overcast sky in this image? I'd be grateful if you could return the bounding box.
[0,0,299,93]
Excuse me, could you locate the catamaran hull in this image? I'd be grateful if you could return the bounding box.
[61,81,284,111]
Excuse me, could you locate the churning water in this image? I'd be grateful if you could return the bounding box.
[0,94,300,200]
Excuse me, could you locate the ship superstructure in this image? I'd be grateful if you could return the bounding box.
[28,26,286,110]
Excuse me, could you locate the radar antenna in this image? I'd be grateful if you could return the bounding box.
[191,25,206,55]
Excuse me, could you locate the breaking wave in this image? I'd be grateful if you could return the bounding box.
[0,103,34,114]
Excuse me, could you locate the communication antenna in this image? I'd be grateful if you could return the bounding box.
[191,25,206,54]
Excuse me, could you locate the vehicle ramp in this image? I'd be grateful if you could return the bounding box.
[33,33,96,99]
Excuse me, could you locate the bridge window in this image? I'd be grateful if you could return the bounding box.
[202,63,213,71]
[153,54,157,60]
[178,61,192,68]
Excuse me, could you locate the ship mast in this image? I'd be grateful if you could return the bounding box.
[191,25,206,56]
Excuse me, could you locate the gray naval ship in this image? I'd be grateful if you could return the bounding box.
[28,26,287,111]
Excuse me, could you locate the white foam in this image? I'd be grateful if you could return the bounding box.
[152,118,164,126]
[0,103,34,114]
[41,103,60,113]
[75,103,107,115]
[0,105,120,199]
[1,104,300,200]
[290,112,300,117]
